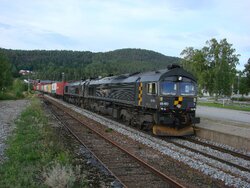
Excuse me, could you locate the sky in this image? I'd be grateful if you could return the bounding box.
[0,0,249,70]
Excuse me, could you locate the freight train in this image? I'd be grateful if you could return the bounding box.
[34,64,200,136]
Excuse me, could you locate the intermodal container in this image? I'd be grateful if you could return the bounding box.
[56,82,67,96]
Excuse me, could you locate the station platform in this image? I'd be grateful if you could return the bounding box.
[195,106,250,152]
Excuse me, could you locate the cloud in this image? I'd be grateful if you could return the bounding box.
[0,0,249,70]
[0,22,12,29]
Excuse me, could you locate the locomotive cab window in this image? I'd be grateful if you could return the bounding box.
[180,82,195,95]
[147,83,157,95]
[161,81,177,95]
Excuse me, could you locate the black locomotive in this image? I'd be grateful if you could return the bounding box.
[63,64,200,136]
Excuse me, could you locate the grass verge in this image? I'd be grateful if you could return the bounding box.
[198,102,250,112]
[0,98,87,187]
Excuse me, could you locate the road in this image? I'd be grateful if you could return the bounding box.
[196,106,250,124]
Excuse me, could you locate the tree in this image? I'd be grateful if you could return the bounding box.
[239,76,249,96]
[181,47,209,94]
[209,39,239,97]
[181,38,239,97]
[244,58,250,88]
[0,52,13,90]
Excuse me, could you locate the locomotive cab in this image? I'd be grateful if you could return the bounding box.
[153,67,200,136]
[159,77,199,121]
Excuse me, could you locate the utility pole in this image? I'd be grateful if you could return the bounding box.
[236,73,240,101]
[62,72,65,82]
[28,72,30,93]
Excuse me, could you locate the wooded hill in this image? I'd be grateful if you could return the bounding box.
[0,48,180,81]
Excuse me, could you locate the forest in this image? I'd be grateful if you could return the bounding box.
[0,48,180,81]
[1,38,249,98]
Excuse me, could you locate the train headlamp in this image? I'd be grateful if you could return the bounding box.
[178,76,182,81]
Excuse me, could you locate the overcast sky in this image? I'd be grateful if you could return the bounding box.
[0,0,249,70]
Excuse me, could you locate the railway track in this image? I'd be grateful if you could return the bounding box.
[44,98,185,188]
[43,95,250,187]
[163,137,250,173]
[182,136,250,161]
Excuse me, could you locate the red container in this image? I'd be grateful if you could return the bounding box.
[33,84,37,91]
[56,82,67,96]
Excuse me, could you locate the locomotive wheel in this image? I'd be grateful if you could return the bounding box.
[141,121,153,131]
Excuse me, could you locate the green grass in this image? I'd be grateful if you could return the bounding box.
[0,91,18,100]
[0,90,34,100]
[198,101,250,112]
[0,99,87,187]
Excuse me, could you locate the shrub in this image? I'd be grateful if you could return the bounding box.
[43,162,76,188]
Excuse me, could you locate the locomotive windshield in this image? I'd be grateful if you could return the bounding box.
[161,82,177,95]
[180,82,195,95]
[160,81,195,95]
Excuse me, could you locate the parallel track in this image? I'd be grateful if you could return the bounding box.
[163,137,250,173]
[45,98,185,188]
[183,136,250,161]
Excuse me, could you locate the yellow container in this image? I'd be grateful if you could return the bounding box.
[48,84,52,93]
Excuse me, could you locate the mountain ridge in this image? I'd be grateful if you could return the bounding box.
[0,48,181,80]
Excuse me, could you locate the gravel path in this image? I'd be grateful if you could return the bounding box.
[0,100,29,163]
[197,106,250,124]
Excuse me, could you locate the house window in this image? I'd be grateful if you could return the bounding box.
[147,83,157,95]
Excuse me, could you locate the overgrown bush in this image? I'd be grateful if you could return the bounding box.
[11,79,26,98]
[0,79,27,100]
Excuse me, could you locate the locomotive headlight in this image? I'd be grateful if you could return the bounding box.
[178,76,182,81]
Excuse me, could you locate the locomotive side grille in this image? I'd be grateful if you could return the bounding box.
[95,83,135,102]
[138,82,143,105]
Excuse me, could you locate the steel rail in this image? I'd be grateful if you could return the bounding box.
[49,103,126,188]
